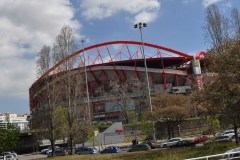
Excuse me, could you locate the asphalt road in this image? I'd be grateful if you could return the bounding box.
[17,139,190,160]
[18,153,47,160]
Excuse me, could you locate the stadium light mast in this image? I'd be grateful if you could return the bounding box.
[81,40,91,125]
[134,22,156,143]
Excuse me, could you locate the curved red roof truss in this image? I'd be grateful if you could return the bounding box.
[37,40,194,83]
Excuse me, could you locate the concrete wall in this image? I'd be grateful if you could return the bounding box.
[84,122,124,147]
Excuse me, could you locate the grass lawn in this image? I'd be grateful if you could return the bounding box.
[42,143,239,160]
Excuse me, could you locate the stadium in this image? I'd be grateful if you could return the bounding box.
[29,40,205,123]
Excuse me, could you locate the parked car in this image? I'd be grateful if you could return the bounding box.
[0,152,17,160]
[5,154,16,160]
[66,148,76,155]
[221,130,235,137]
[46,147,64,155]
[160,137,182,148]
[100,146,122,154]
[0,154,5,160]
[215,135,232,142]
[75,147,88,154]
[221,147,240,160]
[205,135,232,144]
[9,154,17,160]
[170,140,195,148]
[231,133,240,141]
[77,147,98,155]
[40,147,50,154]
[47,148,67,157]
[8,152,17,160]
[2,152,17,160]
[192,135,209,144]
[128,143,151,152]
[2,152,10,156]
[140,140,155,149]
[40,146,59,154]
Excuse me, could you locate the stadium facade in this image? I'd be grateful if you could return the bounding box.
[29,40,205,124]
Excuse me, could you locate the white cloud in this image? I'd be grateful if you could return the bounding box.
[202,0,223,8]
[183,0,196,4]
[0,57,35,99]
[219,1,232,13]
[223,2,232,9]
[134,11,158,24]
[182,0,223,8]
[80,0,160,23]
[0,0,81,99]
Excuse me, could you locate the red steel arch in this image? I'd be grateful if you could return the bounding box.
[36,40,194,84]
[196,51,205,60]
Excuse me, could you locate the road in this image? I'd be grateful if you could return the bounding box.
[18,153,47,160]
[17,139,193,160]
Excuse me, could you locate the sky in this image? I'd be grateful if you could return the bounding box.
[0,0,239,114]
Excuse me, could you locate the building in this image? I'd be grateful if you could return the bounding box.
[0,112,29,130]
[29,40,205,126]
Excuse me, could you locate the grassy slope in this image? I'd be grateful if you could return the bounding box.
[42,143,239,160]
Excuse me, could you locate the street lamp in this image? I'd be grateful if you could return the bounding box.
[134,22,156,143]
[81,40,91,125]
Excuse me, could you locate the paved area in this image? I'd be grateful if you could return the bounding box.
[17,142,133,160]
[17,138,195,160]
[18,153,47,160]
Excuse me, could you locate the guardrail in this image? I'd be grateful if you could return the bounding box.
[185,150,240,160]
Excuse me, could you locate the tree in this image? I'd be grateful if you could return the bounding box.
[52,25,91,154]
[197,42,240,144]
[36,45,51,78]
[35,44,62,157]
[231,8,240,40]
[54,104,91,153]
[152,94,191,138]
[202,5,240,144]
[34,25,92,156]
[52,25,77,68]
[61,73,91,155]
[52,106,69,140]
[131,80,148,121]
[0,124,20,153]
[31,77,61,156]
[108,81,133,123]
[53,25,77,152]
[204,4,230,48]
[40,76,64,157]
[205,115,220,136]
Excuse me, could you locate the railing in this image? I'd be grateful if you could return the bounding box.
[185,150,240,160]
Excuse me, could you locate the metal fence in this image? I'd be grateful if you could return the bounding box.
[185,150,240,160]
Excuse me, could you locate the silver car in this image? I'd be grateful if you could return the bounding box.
[0,155,5,160]
[47,148,67,157]
[160,137,182,148]
[5,154,16,160]
[221,147,240,160]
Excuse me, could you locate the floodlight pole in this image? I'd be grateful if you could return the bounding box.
[81,40,91,125]
[134,22,156,143]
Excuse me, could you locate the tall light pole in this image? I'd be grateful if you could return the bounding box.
[134,22,156,143]
[81,40,91,125]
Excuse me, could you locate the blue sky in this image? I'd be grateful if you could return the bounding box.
[0,0,239,114]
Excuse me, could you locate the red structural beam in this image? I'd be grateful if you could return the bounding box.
[89,69,102,89]
[34,40,194,87]
[196,51,205,60]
